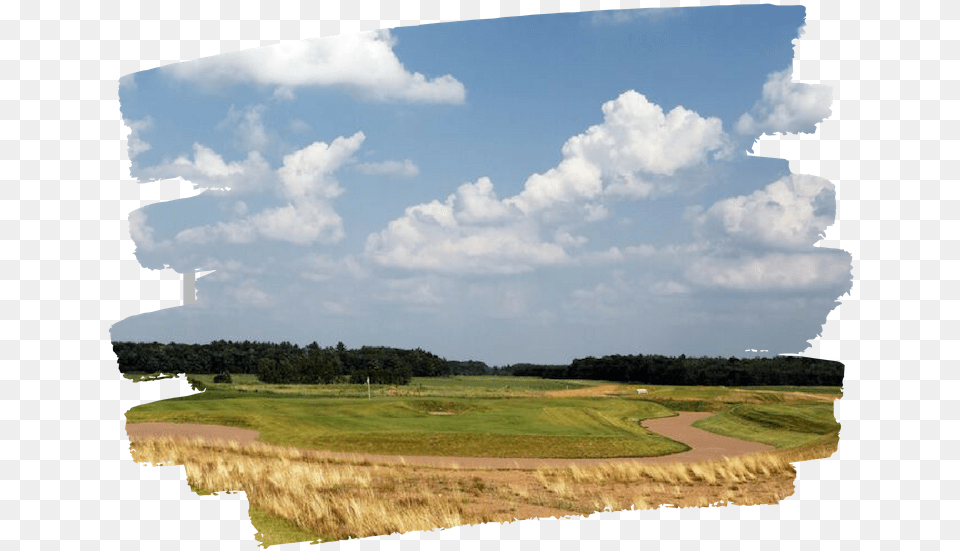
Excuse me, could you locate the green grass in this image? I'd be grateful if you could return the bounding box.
[126,389,687,458]
[249,505,326,547]
[692,403,841,449]
[125,373,608,397]
[124,373,842,457]
[729,386,844,395]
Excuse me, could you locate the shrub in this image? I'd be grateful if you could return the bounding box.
[214,372,233,384]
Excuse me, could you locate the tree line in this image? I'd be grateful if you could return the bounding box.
[113,340,843,387]
[505,353,843,386]
[112,340,449,385]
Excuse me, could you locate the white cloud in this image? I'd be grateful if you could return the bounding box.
[289,119,312,133]
[366,211,567,275]
[162,30,465,104]
[603,177,655,199]
[249,199,345,245]
[356,159,420,177]
[507,156,604,214]
[735,66,833,135]
[173,132,365,246]
[272,86,296,101]
[694,174,836,249]
[128,210,155,250]
[218,104,269,152]
[509,90,730,212]
[137,144,274,193]
[277,132,365,200]
[451,178,513,224]
[366,91,730,274]
[554,230,588,247]
[684,251,851,291]
[124,116,153,160]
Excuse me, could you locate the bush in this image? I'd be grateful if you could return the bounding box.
[213,372,233,384]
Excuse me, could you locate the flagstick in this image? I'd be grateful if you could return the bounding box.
[367,376,371,400]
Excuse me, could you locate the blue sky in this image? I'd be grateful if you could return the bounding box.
[111,6,850,366]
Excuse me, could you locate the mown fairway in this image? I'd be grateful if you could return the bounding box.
[125,380,686,458]
[125,374,840,458]
[691,403,841,449]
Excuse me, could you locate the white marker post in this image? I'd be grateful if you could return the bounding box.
[367,376,371,400]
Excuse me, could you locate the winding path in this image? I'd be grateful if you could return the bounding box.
[126,412,774,470]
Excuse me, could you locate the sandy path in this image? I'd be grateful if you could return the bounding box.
[126,412,774,470]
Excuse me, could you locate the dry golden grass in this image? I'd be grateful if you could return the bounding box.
[129,434,834,543]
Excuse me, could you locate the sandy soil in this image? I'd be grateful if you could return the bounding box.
[126,411,773,470]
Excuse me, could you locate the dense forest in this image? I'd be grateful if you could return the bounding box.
[112,340,447,385]
[506,354,844,386]
[113,340,844,387]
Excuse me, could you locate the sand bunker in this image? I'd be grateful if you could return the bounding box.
[126,411,774,470]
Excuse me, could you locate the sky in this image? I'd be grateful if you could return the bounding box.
[110,5,851,366]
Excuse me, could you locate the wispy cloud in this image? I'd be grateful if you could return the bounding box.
[355,159,420,177]
[591,8,685,26]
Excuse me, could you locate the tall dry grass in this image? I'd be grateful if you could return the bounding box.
[130,434,824,542]
[535,452,795,487]
[131,437,466,539]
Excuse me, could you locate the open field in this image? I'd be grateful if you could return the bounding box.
[125,374,841,544]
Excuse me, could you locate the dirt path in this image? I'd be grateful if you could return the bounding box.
[126,412,774,470]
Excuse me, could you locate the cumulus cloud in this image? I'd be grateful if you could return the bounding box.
[277,132,364,200]
[128,210,155,250]
[367,91,731,273]
[735,66,832,136]
[365,197,567,274]
[162,30,465,104]
[509,91,730,212]
[218,104,269,152]
[694,174,836,249]
[173,132,365,246]
[356,159,420,177]
[124,116,153,160]
[685,251,852,291]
